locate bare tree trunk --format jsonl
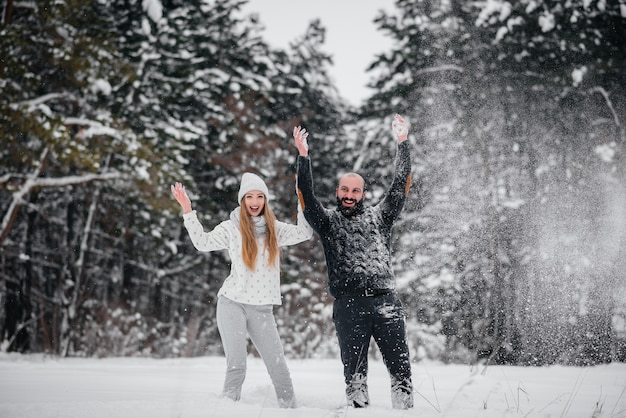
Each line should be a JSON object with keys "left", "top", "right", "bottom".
{"left": 0, "top": 148, "right": 48, "bottom": 247}
{"left": 1, "top": 0, "right": 14, "bottom": 26}
{"left": 60, "top": 157, "right": 110, "bottom": 357}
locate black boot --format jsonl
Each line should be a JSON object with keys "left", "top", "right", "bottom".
{"left": 346, "top": 373, "right": 370, "bottom": 408}
{"left": 390, "top": 378, "right": 414, "bottom": 409}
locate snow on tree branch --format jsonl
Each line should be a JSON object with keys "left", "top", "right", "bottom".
{"left": 414, "top": 65, "right": 464, "bottom": 76}
{"left": 10, "top": 92, "right": 74, "bottom": 110}
{"left": 24, "top": 172, "right": 121, "bottom": 189}
{"left": 0, "top": 169, "right": 121, "bottom": 247}
{"left": 590, "top": 86, "right": 621, "bottom": 130}
{"left": 64, "top": 117, "right": 123, "bottom": 140}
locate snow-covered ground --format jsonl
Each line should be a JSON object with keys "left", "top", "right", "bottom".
{"left": 0, "top": 353, "right": 624, "bottom": 417}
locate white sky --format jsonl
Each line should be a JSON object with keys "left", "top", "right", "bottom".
{"left": 241, "top": 0, "right": 396, "bottom": 105}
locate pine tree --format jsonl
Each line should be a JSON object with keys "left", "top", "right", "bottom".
{"left": 475, "top": 0, "right": 626, "bottom": 365}
{"left": 360, "top": 0, "right": 626, "bottom": 364}
{"left": 0, "top": 0, "right": 187, "bottom": 355}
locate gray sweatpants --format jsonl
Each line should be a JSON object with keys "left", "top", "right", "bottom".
{"left": 216, "top": 296, "right": 296, "bottom": 408}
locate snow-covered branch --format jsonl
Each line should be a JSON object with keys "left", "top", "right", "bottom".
{"left": 0, "top": 169, "right": 121, "bottom": 247}
{"left": 591, "top": 86, "right": 625, "bottom": 144}
{"left": 591, "top": 87, "right": 619, "bottom": 126}
{"left": 11, "top": 92, "right": 74, "bottom": 110}
{"left": 64, "top": 117, "right": 123, "bottom": 139}
{"left": 414, "top": 64, "right": 464, "bottom": 76}
{"left": 26, "top": 172, "right": 120, "bottom": 188}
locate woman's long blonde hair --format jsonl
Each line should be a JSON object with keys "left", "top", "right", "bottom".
{"left": 240, "top": 202, "right": 279, "bottom": 270}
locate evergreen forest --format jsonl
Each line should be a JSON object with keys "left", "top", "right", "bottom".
{"left": 1, "top": 0, "right": 625, "bottom": 366}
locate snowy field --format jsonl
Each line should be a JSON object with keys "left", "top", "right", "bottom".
{"left": 0, "top": 353, "right": 625, "bottom": 418}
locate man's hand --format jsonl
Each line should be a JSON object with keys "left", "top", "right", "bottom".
{"left": 293, "top": 125, "right": 309, "bottom": 157}
{"left": 392, "top": 114, "right": 409, "bottom": 142}
{"left": 170, "top": 182, "right": 192, "bottom": 214}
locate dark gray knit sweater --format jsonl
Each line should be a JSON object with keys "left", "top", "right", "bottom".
{"left": 296, "top": 141, "right": 412, "bottom": 299}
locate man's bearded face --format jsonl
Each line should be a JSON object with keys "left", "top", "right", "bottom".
{"left": 336, "top": 174, "right": 366, "bottom": 217}
{"left": 336, "top": 195, "right": 365, "bottom": 217}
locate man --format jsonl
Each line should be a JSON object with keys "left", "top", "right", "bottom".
{"left": 293, "top": 114, "right": 414, "bottom": 409}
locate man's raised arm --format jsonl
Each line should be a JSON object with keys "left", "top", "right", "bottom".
{"left": 380, "top": 114, "right": 413, "bottom": 220}
{"left": 293, "top": 126, "right": 329, "bottom": 232}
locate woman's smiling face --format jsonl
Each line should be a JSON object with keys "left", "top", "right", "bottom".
{"left": 243, "top": 190, "right": 265, "bottom": 216}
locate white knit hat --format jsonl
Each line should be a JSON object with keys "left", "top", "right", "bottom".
{"left": 238, "top": 172, "right": 270, "bottom": 204}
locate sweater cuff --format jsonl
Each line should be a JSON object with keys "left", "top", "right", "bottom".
{"left": 182, "top": 210, "right": 197, "bottom": 220}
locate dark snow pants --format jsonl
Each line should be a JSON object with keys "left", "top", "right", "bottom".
{"left": 333, "top": 292, "right": 413, "bottom": 407}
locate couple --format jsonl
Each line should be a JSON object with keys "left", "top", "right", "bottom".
{"left": 171, "top": 114, "right": 414, "bottom": 409}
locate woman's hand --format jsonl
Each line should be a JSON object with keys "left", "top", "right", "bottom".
{"left": 293, "top": 125, "right": 309, "bottom": 157}
{"left": 170, "top": 182, "right": 192, "bottom": 214}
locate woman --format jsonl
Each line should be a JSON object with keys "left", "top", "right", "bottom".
{"left": 170, "top": 172, "right": 313, "bottom": 408}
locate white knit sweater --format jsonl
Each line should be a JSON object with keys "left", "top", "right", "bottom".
{"left": 182, "top": 207, "right": 313, "bottom": 305}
